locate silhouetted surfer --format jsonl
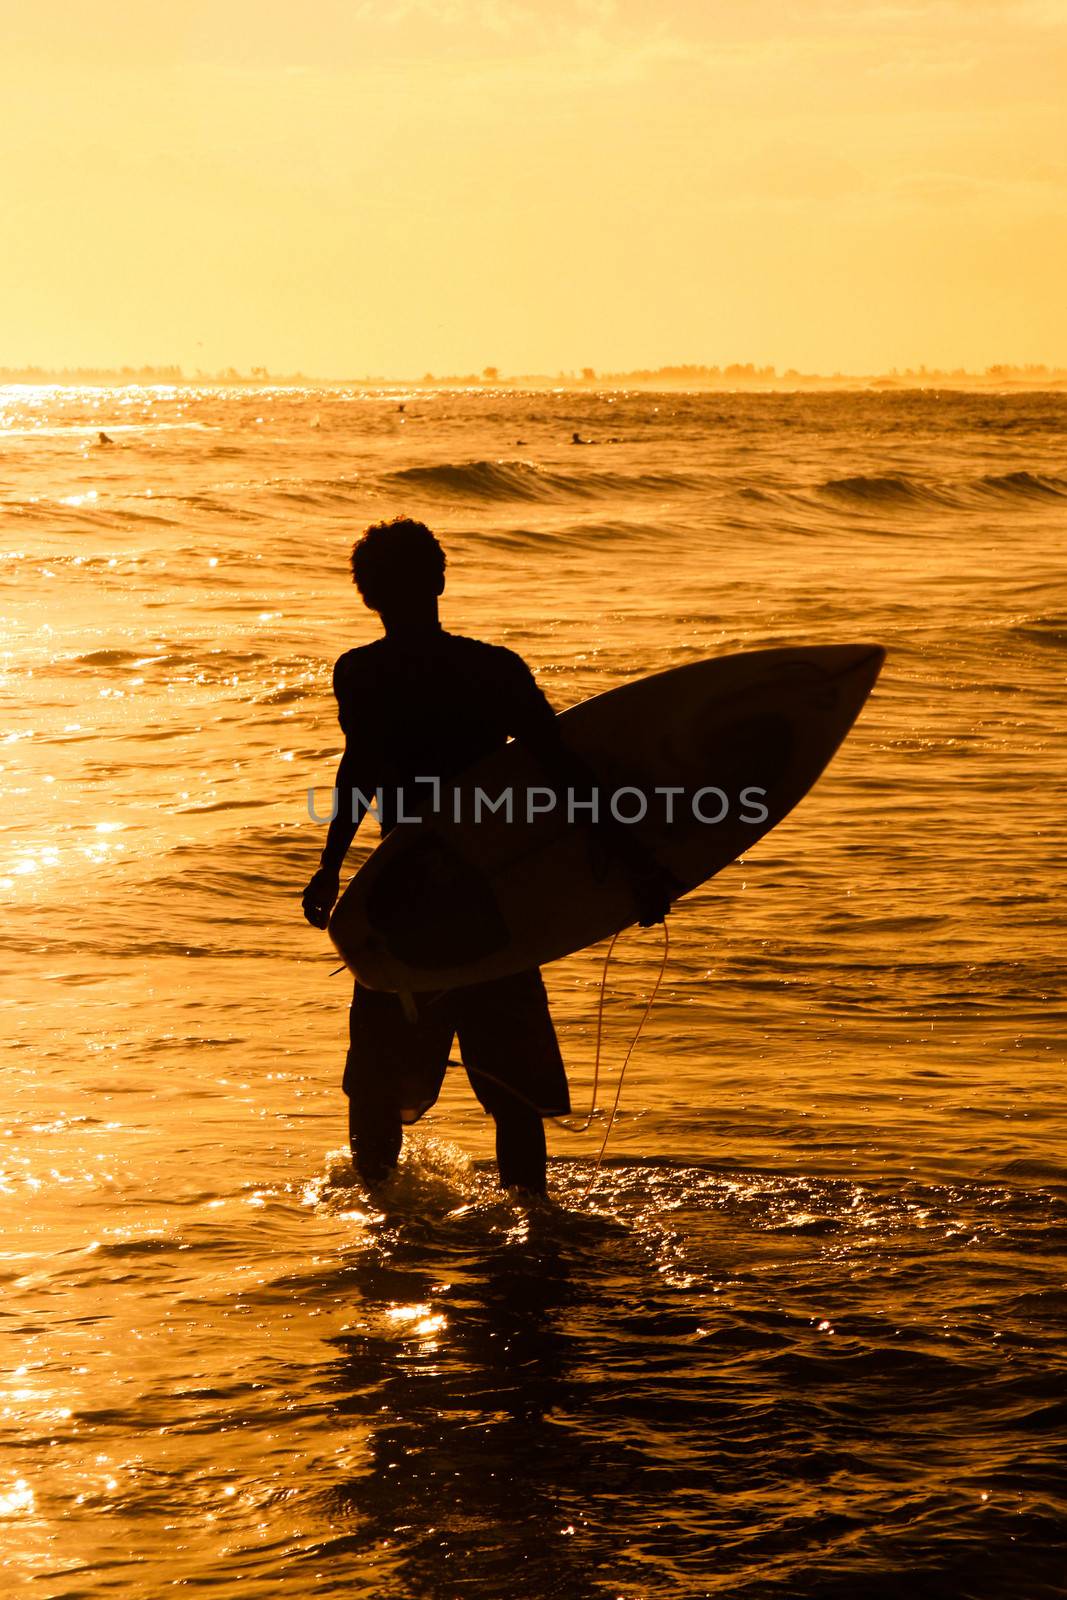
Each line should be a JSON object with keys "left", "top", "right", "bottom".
{"left": 97, "top": 431, "right": 113, "bottom": 446}
{"left": 302, "top": 516, "right": 672, "bottom": 1196}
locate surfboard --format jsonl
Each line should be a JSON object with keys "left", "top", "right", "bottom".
{"left": 329, "top": 643, "right": 884, "bottom": 991}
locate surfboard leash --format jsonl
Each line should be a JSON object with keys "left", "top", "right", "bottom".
{"left": 572, "top": 919, "right": 669, "bottom": 1205}
{"left": 550, "top": 931, "right": 621, "bottom": 1137}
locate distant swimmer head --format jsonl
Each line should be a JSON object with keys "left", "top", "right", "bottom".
{"left": 97, "top": 430, "right": 113, "bottom": 446}
{"left": 350, "top": 515, "right": 446, "bottom": 617}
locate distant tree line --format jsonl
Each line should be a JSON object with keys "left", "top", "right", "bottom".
{"left": 420, "top": 361, "right": 1067, "bottom": 386}
{"left": 2, "top": 360, "right": 1065, "bottom": 387}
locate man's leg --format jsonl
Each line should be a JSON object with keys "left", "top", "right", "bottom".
{"left": 343, "top": 983, "right": 452, "bottom": 1188}
{"left": 347, "top": 1074, "right": 403, "bottom": 1187}
{"left": 491, "top": 1096, "right": 548, "bottom": 1195}
{"left": 455, "top": 969, "right": 569, "bottom": 1196}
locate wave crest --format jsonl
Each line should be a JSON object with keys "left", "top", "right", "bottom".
{"left": 381, "top": 459, "right": 697, "bottom": 503}
{"left": 818, "top": 474, "right": 948, "bottom": 507}
{"left": 817, "top": 468, "right": 1067, "bottom": 511}
{"left": 977, "top": 471, "right": 1067, "bottom": 500}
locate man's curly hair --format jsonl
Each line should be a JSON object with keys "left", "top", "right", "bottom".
{"left": 350, "top": 516, "right": 446, "bottom": 612}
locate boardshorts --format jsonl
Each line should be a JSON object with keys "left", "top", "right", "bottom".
{"left": 343, "top": 968, "right": 570, "bottom": 1125}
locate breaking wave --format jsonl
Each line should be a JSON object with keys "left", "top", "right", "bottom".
{"left": 976, "top": 470, "right": 1067, "bottom": 500}
{"left": 816, "top": 469, "right": 1067, "bottom": 511}
{"left": 380, "top": 459, "right": 700, "bottom": 503}
{"left": 818, "top": 474, "right": 953, "bottom": 507}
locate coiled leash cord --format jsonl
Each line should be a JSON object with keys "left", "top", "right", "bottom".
{"left": 329, "top": 922, "right": 670, "bottom": 1204}
{"left": 562, "top": 919, "right": 670, "bottom": 1204}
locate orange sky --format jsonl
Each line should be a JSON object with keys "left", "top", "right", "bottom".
{"left": 2, "top": 0, "right": 1065, "bottom": 375}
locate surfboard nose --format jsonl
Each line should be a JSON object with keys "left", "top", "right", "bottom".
{"left": 824, "top": 642, "right": 886, "bottom": 691}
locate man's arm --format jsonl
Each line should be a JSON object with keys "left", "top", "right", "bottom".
{"left": 304, "top": 648, "right": 373, "bottom": 930}
{"left": 302, "top": 748, "right": 373, "bottom": 929}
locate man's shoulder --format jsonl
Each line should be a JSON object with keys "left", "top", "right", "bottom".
{"left": 443, "top": 633, "right": 553, "bottom": 719}
{"left": 332, "top": 640, "right": 385, "bottom": 696}
{"left": 443, "top": 632, "right": 531, "bottom": 679}
{"left": 331, "top": 632, "right": 539, "bottom": 700}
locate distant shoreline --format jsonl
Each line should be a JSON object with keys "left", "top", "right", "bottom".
{"left": 2, "top": 364, "right": 1066, "bottom": 393}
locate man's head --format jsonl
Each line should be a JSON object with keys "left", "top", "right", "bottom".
{"left": 350, "top": 516, "right": 446, "bottom": 616}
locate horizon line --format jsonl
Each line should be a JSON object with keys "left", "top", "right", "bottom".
{"left": 2, "top": 359, "right": 1067, "bottom": 390}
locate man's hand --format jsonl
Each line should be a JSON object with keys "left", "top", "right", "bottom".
{"left": 626, "top": 858, "right": 681, "bottom": 928}
{"left": 302, "top": 866, "right": 340, "bottom": 930}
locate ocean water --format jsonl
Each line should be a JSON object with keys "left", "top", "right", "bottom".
{"left": 1, "top": 385, "right": 1064, "bottom": 1599}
